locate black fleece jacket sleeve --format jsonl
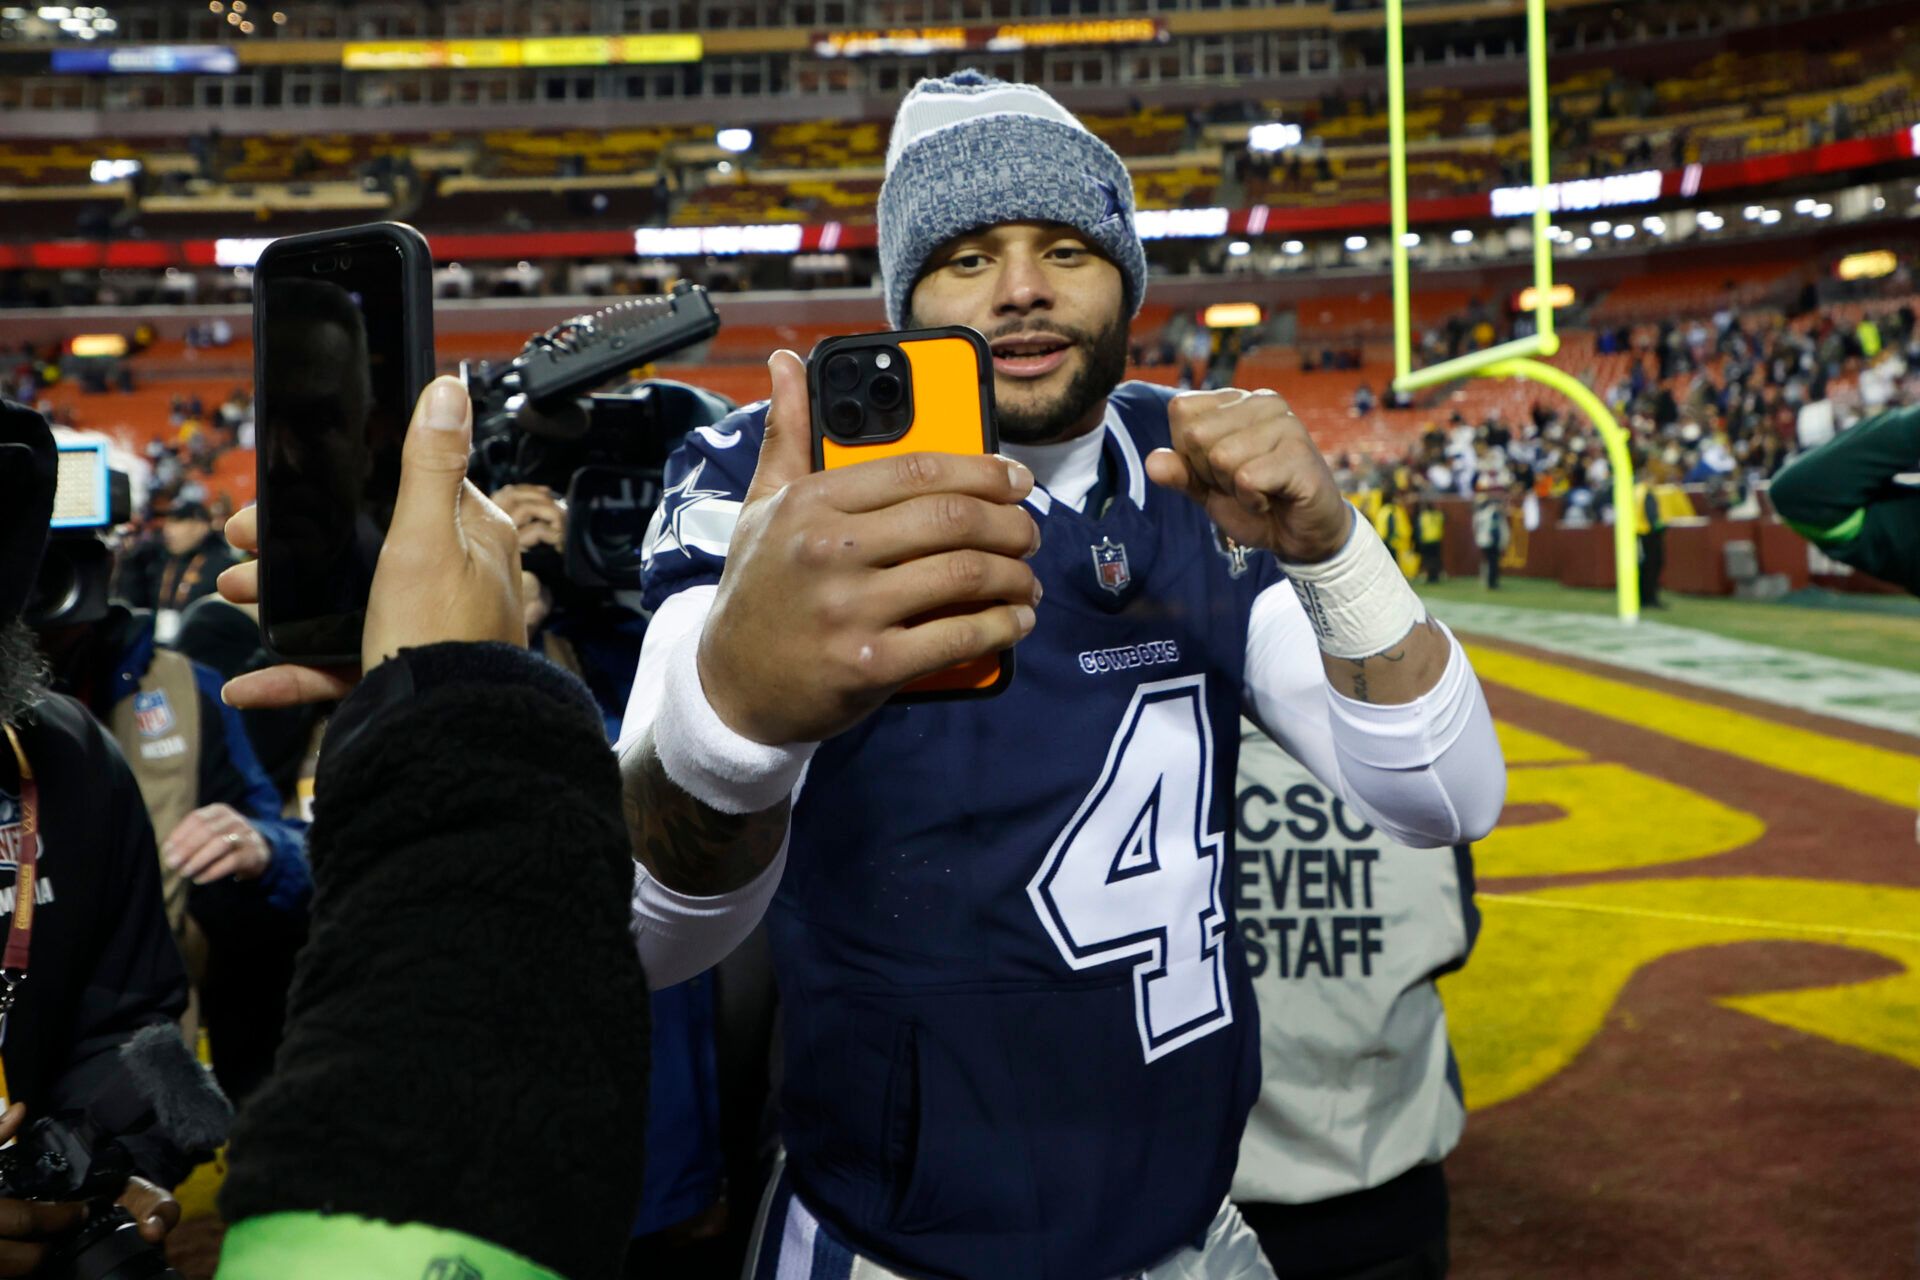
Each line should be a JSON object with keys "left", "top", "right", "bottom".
{"left": 217, "top": 643, "right": 651, "bottom": 1280}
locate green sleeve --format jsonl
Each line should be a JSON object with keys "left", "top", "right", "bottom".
{"left": 1770, "top": 404, "right": 1920, "bottom": 593}
{"left": 217, "top": 1213, "right": 565, "bottom": 1280}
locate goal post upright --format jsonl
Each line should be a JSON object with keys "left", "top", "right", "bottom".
{"left": 1384, "top": 0, "right": 1640, "bottom": 622}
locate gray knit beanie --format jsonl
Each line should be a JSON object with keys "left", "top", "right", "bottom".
{"left": 878, "top": 70, "right": 1148, "bottom": 329}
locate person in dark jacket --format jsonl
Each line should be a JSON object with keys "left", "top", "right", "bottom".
{"left": 33, "top": 601, "right": 310, "bottom": 1105}
{"left": 152, "top": 501, "right": 238, "bottom": 641}
{"left": 0, "top": 400, "right": 196, "bottom": 1270}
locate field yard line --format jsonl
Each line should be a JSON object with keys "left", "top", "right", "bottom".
{"left": 1463, "top": 643, "right": 1920, "bottom": 809}
{"left": 1479, "top": 892, "right": 1920, "bottom": 946}
{"left": 1431, "top": 599, "right": 1920, "bottom": 738}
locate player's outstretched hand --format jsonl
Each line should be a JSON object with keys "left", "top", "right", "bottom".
{"left": 1145, "top": 388, "right": 1352, "bottom": 564}
{"left": 218, "top": 377, "right": 526, "bottom": 709}
{"left": 697, "top": 349, "right": 1042, "bottom": 746}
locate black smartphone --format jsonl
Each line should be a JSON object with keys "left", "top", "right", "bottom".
{"left": 254, "top": 222, "right": 434, "bottom": 665}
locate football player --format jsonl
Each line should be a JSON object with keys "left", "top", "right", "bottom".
{"left": 621, "top": 72, "right": 1508, "bottom": 1280}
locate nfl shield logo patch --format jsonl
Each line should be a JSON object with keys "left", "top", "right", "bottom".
{"left": 133, "top": 690, "right": 175, "bottom": 738}
{"left": 1091, "top": 537, "right": 1131, "bottom": 595}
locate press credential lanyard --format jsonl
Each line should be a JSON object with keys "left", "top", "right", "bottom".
{"left": 0, "top": 723, "right": 40, "bottom": 1105}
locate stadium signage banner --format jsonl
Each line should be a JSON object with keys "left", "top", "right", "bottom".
{"left": 341, "top": 35, "right": 701, "bottom": 70}
{"left": 633, "top": 225, "right": 806, "bottom": 256}
{"left": 812, "top": 17, "right": 1164, "bottom": 58}
{"left": 51, "top": 45, "right": 237, "bottom": 74}
{"left": 1489, "top": 169, "right": 1662, "bottom": 218}
{"left": 1135, "top": 207, "right": 1231, "bottom": 239}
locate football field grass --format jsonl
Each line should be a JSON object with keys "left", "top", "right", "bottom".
{"left": 1415, "top": 576, "right": 1920, "bottom": 675}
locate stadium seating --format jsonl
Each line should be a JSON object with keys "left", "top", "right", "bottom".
{"left": 6, "top": 26, "right": 1912, "bottom": 242}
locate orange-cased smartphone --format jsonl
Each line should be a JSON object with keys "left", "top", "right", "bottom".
{"left": 808, "top": 325, "right": 1013, "bottom": 702}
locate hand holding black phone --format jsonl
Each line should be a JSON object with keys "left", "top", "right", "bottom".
{"left": 253, "top": 222, "right": 435, "bottom": 665}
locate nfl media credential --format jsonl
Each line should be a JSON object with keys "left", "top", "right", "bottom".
{"left": 0, "top": 791, "right": 55, "bottom": 917}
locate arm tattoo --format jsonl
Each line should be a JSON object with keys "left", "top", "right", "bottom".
{"left": 618, "top": 729, "right": 791, "bottom": 897}
{"left": 1329, "top": 615, "right": 1446, "bottom": 704}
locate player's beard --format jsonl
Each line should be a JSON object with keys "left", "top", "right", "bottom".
{"left": 0, "top": 618, "right": 48, "bottom": 729}
{"left": 911, "top": 309, "right": 1131, "bottom": 446}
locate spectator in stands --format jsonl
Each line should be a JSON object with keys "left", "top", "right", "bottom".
{"left": 1353, "top": 380, "right": 1376, "bottom": 416}
{"left": 152, "top": 499, "right": 238, "bottom": 641}
{"left": 1415, "top": 497, "right": 1447, "bottom": 584}
{"left": 1633, "top": 449, "right": 1668, "bottom": 609}
{"left": 1472, "top": 479, "right": 1510, "bottom": 589}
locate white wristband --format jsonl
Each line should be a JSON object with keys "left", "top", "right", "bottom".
{"left": 1280, "top": 508, "right": 1428, "bottom": 660}
{"left": 651, "top": 630, "right": 817, "bottom": 815}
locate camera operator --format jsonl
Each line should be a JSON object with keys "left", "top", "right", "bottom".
{"left": 29, "top": 534, "right": 310, "bottom": 1105}
{"left": 491, "top": 482, "right": 648, "bottom": 738}
{"left": 0, "top": 399, "right": 207, "bottom": 1273}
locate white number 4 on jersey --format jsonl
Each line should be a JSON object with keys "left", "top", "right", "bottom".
{"left": 1027, "top": 676, "right": 1233, "bottom": 1063}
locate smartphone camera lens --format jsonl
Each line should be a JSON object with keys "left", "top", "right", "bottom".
{"left": 869, "top": 374, "right": 902, "bottom": 410}
{"left": 311, "top": 258, "right": 332, "bottom": 273}
{"left": 338, "top": 254, "right": 352, "bottom": 269}
{"left": 825, "top": 354, "right": 861, "bottom": 392}
{"left": 830, "top": 398, "right": 866, "bottom": 437}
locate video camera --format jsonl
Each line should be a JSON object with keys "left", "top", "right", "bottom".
{"left": 25, "top": 441, "right": 131, "bottom": 631}
{"left": 0, "top": 1111, "right": 177, "bottom": 1280}
{"left": 462, "top": 282, "right": 732, "bottom": 594}
{"left": 0, "top": 1025, "right": 232, "bottom": 1280}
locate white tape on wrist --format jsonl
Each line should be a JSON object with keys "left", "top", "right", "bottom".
{"left": 651, "top": 631, "right": 816, "bottom": 815}
{"left": 1280, "top": 508, "right": 1428, "bottom": 660}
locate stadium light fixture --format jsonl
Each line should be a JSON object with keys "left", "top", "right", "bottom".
{"left": 1873, "top": 195, "right": 1886, "bottom": 211}
{"left": 1574, "top": 236, "right": 1592, "bottom": 251}
{"left": 1227, "top": 240, "right": 1251, "bottom": 256}
{"left": 716, "top": 128, "right": 753, "bottom": 153}
{"left": 1451, "top": 229, "right": 1473, "bottom": 244}
{"left": 1401, "top": 232, "right": 1420, "bottom": 248}
{"left": 1697, "top": 211, "right": 1723, "bottom": 230}
{"left": 1248, "top": 123, "right": 1304, "bottom": 153}
{"left": 1744, "top": 206, "right": 1764, "bottom": 220}
{"left": 715, "top": 160, "right": 732, "bottom": 174}
{"left": 1345, "top": 235, "right": 1367, "bottom": 251}
{"left": 1794, "top": 198, "right": 1816, "bottom": 214}
{"left": 1641, "top": 215, "right": 1664, "bottom": 232}
{"left": 1282, "top": 240, "right": 1305, "bottom": 255}
{"left": 1613, "top": 224, "right": 1633, "bottom": 239}
{"left": 1590, "top": 220, "right": 1611, "bottom": 235}
{"left": 1812, "top": 203, "right": 1833, "bottom": 219}
{"left": 1760, "top": 208, "right": 1782, "bottom": 224}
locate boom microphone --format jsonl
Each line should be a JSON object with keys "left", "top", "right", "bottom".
{"left": 86, "top": 1024, "right": 233, "bottom": 1159}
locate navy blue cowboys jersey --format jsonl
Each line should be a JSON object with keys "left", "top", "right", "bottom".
{"left": 641, "top": 382, "right": 1286, "bottom": 1280}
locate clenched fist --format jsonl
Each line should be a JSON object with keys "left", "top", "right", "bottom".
{"left": 1145, "top": 388, "right": 1353, "bottom": 564}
